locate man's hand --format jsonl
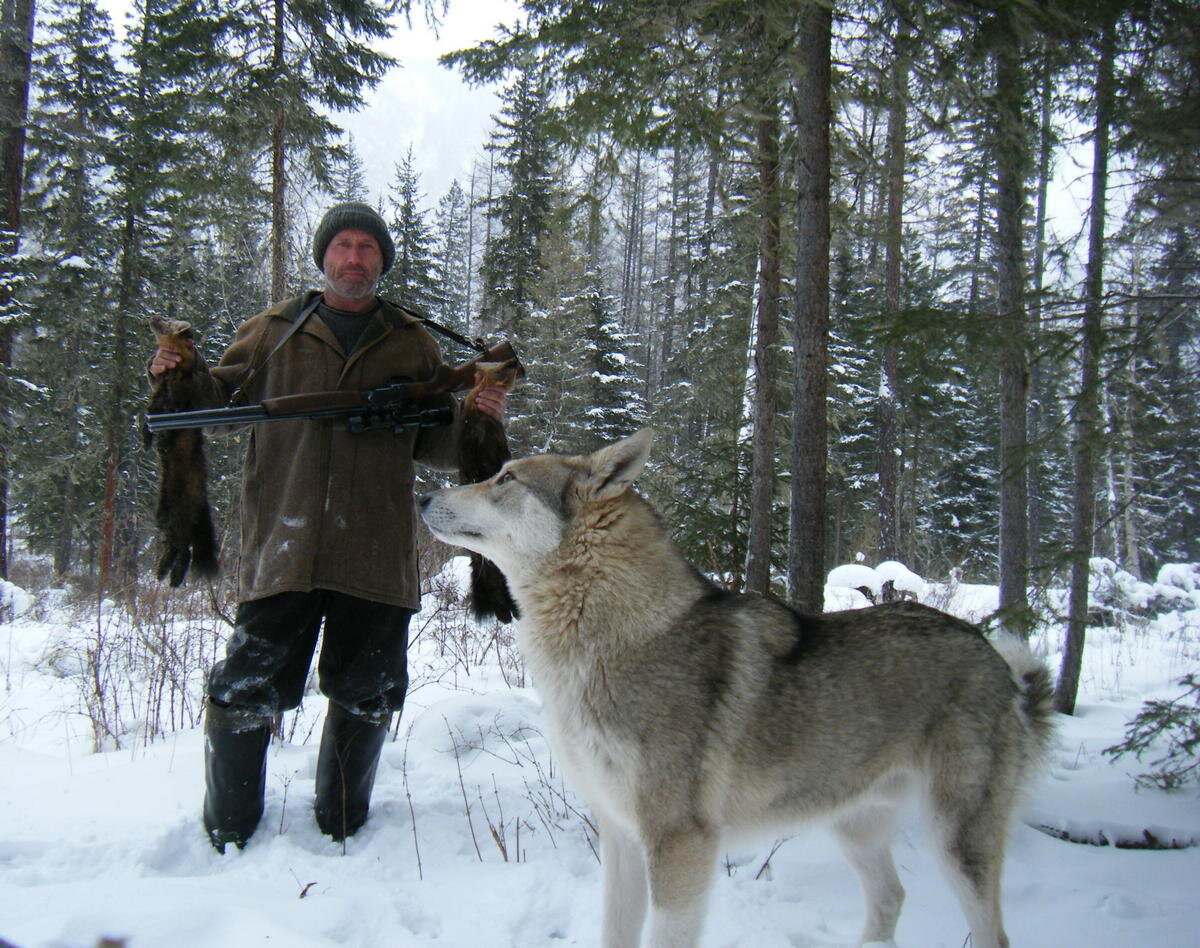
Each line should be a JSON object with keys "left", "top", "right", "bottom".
{"left": 150, "top": 345, "right": 187, "bottom": 376}
{"left": 472, "top": 384, "right": 507, "bottom": 421}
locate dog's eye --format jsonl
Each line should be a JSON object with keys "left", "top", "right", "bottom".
{"left": 496, "top": 470, "right": 514, "bottom": 485}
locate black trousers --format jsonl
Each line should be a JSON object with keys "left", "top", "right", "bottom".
{"left": 206, "top": 590, "right": 413, "bottom": 718}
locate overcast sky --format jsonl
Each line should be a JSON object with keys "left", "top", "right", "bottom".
{"left": 90, "top": 0, "right": 519, "bottom": 215}
{"left": 336, "top": 1, "right": 521, "bottom": 210}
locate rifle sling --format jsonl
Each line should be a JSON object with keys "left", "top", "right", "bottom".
{"left": 227, "top": 294, "right": 324, "bottom": 407}
{"left": 380, "top": 297, "right": 487, "bottom": 354}
{"left": 227, "top": 295, "right": 492, "bottom": 408}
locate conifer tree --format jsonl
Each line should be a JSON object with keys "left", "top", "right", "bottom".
{"left": 478, "top": 58, "right": 555, "bottom": 338}
{"left": 331, "top": 134, "right": 370, "bottom": 203}
{"left": 380, "top": 145, "right": 442, "bottom": 311}
{"left": 223, "top": 0, "right": 394, "bottom": 298}
{"left": 566, "top": 273, "right": 646, "bottom": 454}
{"left": 432, "top": 178, "right": 470, "bottom": 332}
{"left": 0, "top": 0, "right": 36, "bottom": 579}
{"left": 14, "top": 0, "right": 119, "bottom": 574}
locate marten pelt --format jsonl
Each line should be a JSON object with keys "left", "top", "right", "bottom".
{"left": 145, "top": 316, "right": 219, "bottom": 586}
{"left": 460, "top": 358, "right": 525, "bottom": 623}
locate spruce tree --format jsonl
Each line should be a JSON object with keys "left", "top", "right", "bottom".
{"left": 478, "top": 58, "right": 555, "bottom": 338}
{"left": 379, "top": 145, "right": 442, "bottom": 311}
{"left": 331, "top": 133, "right": 370, "bottom": 203}
{"left": 566, "top": 273, "right": 646, "bottom": 454}
{"left": 431, "top": 178, "right": 470, "bottom": 332}
{"left": 222, "top": 0, "right": 394, "bottom": 298}
{"left": 13, "top": 0, "right": 120, "bottom": 574}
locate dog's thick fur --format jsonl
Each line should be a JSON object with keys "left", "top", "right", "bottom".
{"left": 420, "top": 430, "right": 1054, "bottom": 948}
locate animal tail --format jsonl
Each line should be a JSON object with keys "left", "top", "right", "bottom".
{"left": 190, "top": 503, "right": 220, "bottom": 580}
{"left": 992, "top": 634, "right": 1057, "bottom": 769}
{"left": 469, "top": 553, "right": 520, "bottom": 623}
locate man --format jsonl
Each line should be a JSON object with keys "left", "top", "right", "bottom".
{"left": 150, "top": 201, "right": 507, "bottom": 851}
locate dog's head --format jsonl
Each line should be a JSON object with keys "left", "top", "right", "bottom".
{"left": 419, "top": 429, "right": 654, "bottom": 580}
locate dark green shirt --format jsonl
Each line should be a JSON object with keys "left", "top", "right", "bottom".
{"left": 317, "top": 300, "right": 379, "bottom": 356}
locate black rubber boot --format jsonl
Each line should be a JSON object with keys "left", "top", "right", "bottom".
{"left": 313, "top": 701, "right": 392, "bottom": 841}
{"left": 202, "top": 700, "right": 272, "bottom": 853}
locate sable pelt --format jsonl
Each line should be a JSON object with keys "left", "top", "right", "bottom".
{"left": 460, "top": 358, "right": 524, "bottom": 623}
{"left": 146, "top": 316, "right": 219, "bottom": 586}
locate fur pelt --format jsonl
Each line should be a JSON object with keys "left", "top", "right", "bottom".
{"left": 459, "top": 358, "right": 524, "bottom": 623}
{"left": 145, "top": 316, "right": 219, "bottom": 586}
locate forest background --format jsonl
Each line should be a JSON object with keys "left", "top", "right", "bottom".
{"left": 0, "top": 0, "right": 1197, "bottom": 719}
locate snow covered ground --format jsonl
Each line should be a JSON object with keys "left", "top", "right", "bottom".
{"left": 1, "top": 560, "right": 1198, "bottom": 948}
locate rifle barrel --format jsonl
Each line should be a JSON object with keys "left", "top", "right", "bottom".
{"left": 146, "top": 404, "right": 272, "bottom": 432}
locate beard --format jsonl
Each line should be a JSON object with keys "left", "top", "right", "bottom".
{"left": 325, "top": 264, "right": 379, "bottom": 302}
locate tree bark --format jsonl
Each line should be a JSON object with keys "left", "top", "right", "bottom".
{"left": 993, "top": 15, "right": 1033, "bottom": 638}
{"left": 1056, "top": 17, "right": 1115, "bottom": 715}
{"left": 743, "top": 94, "right": 783, "bottom": 596}
{"left": 786, "top": 0, "right": 832, "bottom": 614}
{"left": 1028, "top": 49, "right": 1054, "bottom": 582}
{"left": 0, "top": 0, "right": 36, "bottom": 580}
{"left": 877, "top": 13, "right": 911, "bottom": 566}
{"left": 269, "top": 0, "right": 287, "bottom": 301}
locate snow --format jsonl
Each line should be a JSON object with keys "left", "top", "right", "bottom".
{"left": 2, "top": 558, "right": 1199, "bottom": 947}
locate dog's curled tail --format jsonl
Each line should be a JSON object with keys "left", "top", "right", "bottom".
{"left": 993, "top": 634, "right": 1057, "bottom": 769}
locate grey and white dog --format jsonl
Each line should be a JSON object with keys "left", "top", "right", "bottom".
{"left": 420, "top": 430, "right": 1054, "bottom": 948}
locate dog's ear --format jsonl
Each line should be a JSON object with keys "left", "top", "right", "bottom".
{"left": 585, "top": 429, "right": 653, "bottom": 501}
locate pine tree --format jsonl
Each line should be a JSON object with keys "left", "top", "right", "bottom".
{"left": 331, "top": 133, "right": 370, "bottom": 203}
{"left": 478, "top": 58, "right": 555, "bottom": 337}
{"left": 565, "top": 273, "right": 646, "bottom": 454}
{"left": 379, "top": 145, "right": 442, "bottom": 311}
{"left": 12, "top": 0, "right": 120, "bottom": 574}
{"left": 431, "top": 178, "right": 470, "bottom": 332}
{"left": 222, "top": 0, "right": 394, "bottom": 298}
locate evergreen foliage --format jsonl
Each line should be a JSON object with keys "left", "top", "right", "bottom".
{"left": 1105, "top": 673, "right": 1200, "bottom": 791}
{"left": 2, "top": 0, "right": 1196, "bottom": 652}
{"left": 379, "top": 145, "right": 443, "bottom": 312}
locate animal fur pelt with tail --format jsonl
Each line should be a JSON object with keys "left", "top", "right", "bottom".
{"left": 459, "top": 357, "right": 525, "bottom": 622}
{"left": 145, "top": 316, "right": 219, "bottom": 586}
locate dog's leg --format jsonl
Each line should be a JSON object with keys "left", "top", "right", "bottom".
{"left": 600, "top": 819, "right": 649, "bottom": 948}
{"left": 926, "top": 747, "right": 1016, "bottom": 948}
{"left": 832, "top": 804, "right": 905, "bottom": 946}
{"left": 644, "top": 825, "right": 717, "bottom": 948}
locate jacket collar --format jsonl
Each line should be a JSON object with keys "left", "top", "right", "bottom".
{"left": 265, "top": 291, "right": 424, "bottom": 330}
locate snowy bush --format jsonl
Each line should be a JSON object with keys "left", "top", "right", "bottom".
{"left": 1086, "top": 557, "right": 1156, "bottom": 621}
{"left": 1149, "top": 564, "right": 1200, "bottom": 615}
{"left": 824, "top": 560, "right": 926, "bottom": 605}
{"left": 0, "top": 580, "right": 34, "bottom": 621}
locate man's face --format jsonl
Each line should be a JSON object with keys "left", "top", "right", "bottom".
{"left": 323, "top": 228, "right": 383, "bottom": 302}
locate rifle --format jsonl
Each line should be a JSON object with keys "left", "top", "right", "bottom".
{"left": 145, "top": 340, "right": 519, "bottom": 435}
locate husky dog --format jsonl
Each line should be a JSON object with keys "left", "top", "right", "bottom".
{"left": 419, "top": 430, "right": 1054, "bottom": 948}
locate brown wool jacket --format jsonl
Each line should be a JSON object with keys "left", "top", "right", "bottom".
{"left": 193, "top": 291, "right": 463, "bottom": 609}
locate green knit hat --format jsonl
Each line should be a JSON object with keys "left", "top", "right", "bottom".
{"left": 312, "top": 201, "right": 395, "bottom": 273}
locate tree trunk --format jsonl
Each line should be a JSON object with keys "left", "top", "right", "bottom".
{"left": 993, "top": 16, "right": 1033, "bottom": 638}
{"left": 743, "top": 95, "right": 783, "bottom": 596}
{"left": 1028, "top": 50, "right": 1054, "bottom": 582}
{"left": 877, "top": 13, "right": 911, "bottom": 566}
{"left": 102, "top": 198, "right": 141, "bottom": 591}
{"left": 1056, "top": 18, "right": 1115, "bottom": 715}
{"left": 786, "top": 0, "right": 832, "bottom": 614}
{"left": 269, "top": 0, "right": 287, "bottom": 300}
{"left": 0, "top": 0, "right": 35, "bottom": 580}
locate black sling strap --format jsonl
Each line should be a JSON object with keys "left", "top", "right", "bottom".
{"left": 381, "top": 297, "right": 487, "bottom": 354}
{"left": 227, "top": 295, "right": 485, "bottom": 407}
{"left": 227, "top": 293, "right": 324, "bottom": 406}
